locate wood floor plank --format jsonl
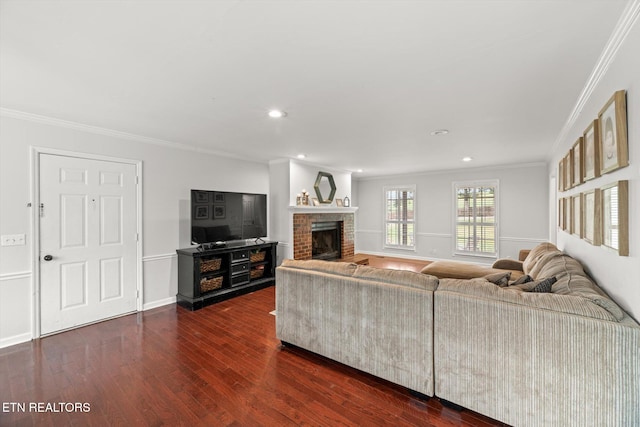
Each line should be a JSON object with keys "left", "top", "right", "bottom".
{"left": 0, "top": 265, "right": 505, "bottom": 426}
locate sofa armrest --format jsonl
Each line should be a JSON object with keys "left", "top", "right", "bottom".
{"left": 276, "top": 266, "right": 435, "bottom": 396}
{"left": 434, "top": 290, "right": 640, "bottom": 426}
{"left": 518, "top": 249, "right": 531, "bottom": 261}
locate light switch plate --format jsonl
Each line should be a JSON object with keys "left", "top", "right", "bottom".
{"left": 1, "top": 234, "right": 26, "bottom": 246}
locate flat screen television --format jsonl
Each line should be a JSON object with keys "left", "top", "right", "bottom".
{"left": 191, "top": 190, "right": 267, "bottom": 245}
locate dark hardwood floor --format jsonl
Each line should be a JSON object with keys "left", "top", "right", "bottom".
{"left": 1, "top": 262, "right": 504, "bottom": 426}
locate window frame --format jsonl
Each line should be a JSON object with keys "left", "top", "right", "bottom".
{"left": 383, "top": 185, "right": 416, "bottom": 251}
{"left": 452, "top": 180, "right": 499, "bottom": 258}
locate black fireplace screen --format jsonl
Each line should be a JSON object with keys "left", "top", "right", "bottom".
{"left": 311, "top": 221, "right": 342, "bottom": 260}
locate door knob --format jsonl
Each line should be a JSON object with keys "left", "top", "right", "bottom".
{"left": 43, "top": 255, "right": 53, "bottom": 261}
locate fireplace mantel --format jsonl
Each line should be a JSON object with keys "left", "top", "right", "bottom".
{"left": 288, "top": 206, "right": 358, "bottom": 214}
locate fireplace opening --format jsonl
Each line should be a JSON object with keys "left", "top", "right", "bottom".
{"left": 312, "top": 221, "right": 342, "bottom": 261}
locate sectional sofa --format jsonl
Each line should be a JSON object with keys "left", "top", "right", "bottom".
{"left": 275, "top": 243, "right": 640, "bottom": 427}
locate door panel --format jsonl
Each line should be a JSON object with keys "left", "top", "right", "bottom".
{"left": 40, "top": 154, "right": 138, "bottom": 335}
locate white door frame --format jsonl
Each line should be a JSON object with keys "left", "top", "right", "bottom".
{"left": 30, "top": 146, "right": 143, "bottom": 338}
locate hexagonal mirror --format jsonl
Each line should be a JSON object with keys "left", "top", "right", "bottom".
{"left": 313, "top": 171, "right": 336, "bottom": 204}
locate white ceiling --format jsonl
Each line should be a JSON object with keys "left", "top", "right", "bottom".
{"left": 0, "top": 0, "right": 630, "bottom": 177}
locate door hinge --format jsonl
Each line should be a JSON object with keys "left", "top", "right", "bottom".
{"left": 40, "top": 203, "right": 44, "bottom": 217}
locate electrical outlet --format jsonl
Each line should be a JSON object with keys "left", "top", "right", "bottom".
{"left": 1, "top": 234, "right": 26, "bottom": 246}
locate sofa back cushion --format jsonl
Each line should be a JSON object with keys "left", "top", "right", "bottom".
{"left": 514, "top": 250, "right": 624, "bottom": 321}
{"left": 353, "top": 265, "right": 439, "bottom": 291}
{"left": 438, "top": 278, "right": 621, "bottom": 322}
{"left": 280, "top": 259, "right": 358, "bottom": 277}
{"left": 522, "top": 242, "right": 559, "bottom": 274}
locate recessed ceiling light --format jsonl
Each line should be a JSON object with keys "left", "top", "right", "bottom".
{"left": 268, "top": 109, "right": 287, "bottom": 118}
{"left": 356, "top": 169, "right": 363, "bottom": 173}
{"left": 431, "top": 129, "right": 449, "bottom": 136}
{"left": 462, "top": 156, "right": 473, "bottom": 162}
{"left": 297, "top": 154, "right": 306, "bottom": 159}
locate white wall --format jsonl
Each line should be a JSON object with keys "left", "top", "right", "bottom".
{"left": 355, "top": 163, "right": 549, "bottom": 262}
{"left": 0, "top": 113, "right": 270, "bottom": 347}
{"left": 269, "top": 159, "right": 353, "bottom": 260}
{"left": 551, "top": 18, "right": 640, "bottom": 321}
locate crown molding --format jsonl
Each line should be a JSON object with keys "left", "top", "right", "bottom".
{"left": 354, "top": 161, "right": 548, "bottom": 181}
{"left": 551, "top": 0, "right": 640, "bottom": 156}
{"left": 0, "top": 107, "right": 263, "bottom": 164}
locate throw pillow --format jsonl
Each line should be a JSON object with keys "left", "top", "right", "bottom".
{"left": 492, "top": 258, "right": 524, "bottom": 271}
{"left": 529, "top": 276, "right": 557, "bottom": 293}
{"left": 508, "top": 276, "right": 556, "bottom": 292}
{"left": 483, "top": 271, "right": 511, "bottom": 287}
{"left": 510, "top": 274, "right": 533, "bottom": 286}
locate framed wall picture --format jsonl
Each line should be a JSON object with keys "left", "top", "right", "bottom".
{"left": 564, "top": 153, "right": 572, "bottom": 190}
{"left": 598, "top": 90, "right": 628, "bottom": 175}
{"left": 213, "top": 205, "right": 226, "bottom": 219}
{"left": 558, "top": 159, "right": 564, "bottom": 192}
{"left": 335, "top": 198, "right": 344, "bottom": 207}
{"left": 583, "top": 119, "right": 600, "bottom": 181}
{"left": 558, "top": 198, "right": 566, "bottom": 230}
{"left": 214, "top": 192, "right": 225, "bottom": 203}
{"left": 566, "top": 197, "right": 573, "bottom": 232}
{"left": 571, "top": 137, "right": 583, "bottom": 187}
{"left": 194, "top": 205, "right": 209, "bottom": 219}
{"left": 582, "top": 189, "right": 601, "bottom": 246}
{"left": 571, "top": 193, "right": 582, "bottom": 237}
{"left": 194, "top": 191, "right": 209, "bottom": 203}
{"left": 601, "top": 180, "right": 629, "bottom": 256}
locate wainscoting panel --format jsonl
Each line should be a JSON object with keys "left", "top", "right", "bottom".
{"left": 356, "top": 230, "right": 546, "bottom": 263}
{"left": 276, "top": 242, "right": 290, "bottom": 264}
{"left": 142, "top": 253, "right": 177, "bottom": 310}
{"left": 0, "top": 271, "right": 33, "bottom": 348}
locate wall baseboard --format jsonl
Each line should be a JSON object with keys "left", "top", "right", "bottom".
{"left": 143, "top": 296, "right": 176, "bottom": 311}
{"left": 0, "top": 333, "right": 32, "bottom": 350}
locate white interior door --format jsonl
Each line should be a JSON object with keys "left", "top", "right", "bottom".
{"left": 39, "top": 153, "right": 138, "bottom": 335}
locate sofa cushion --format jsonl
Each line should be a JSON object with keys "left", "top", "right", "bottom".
{"left": 353, "top": 265, "right": 439, "bottom": 291}
{"left": 280, "top": 259, "right": 358, "bottom": 277}
{"left": 522, "top": 242, "right": 559, "bottom": 274}
{"left": 437, "top": 278, "right": 620, "bottom": 322}
{"left": 420, "top": 260, "right": 523, "bottom": 281}
{"left": 483, "top": 271, "right": 511, "bottom": 287}
{"left": 492, "top": 258, "right": 524, "bottom": 271}
{"left": 524, "top": 252, "right": 625, "bottom": 321}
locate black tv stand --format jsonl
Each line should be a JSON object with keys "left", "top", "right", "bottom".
{"left": 176, "top": 240, "right": 277, "bottom": 310}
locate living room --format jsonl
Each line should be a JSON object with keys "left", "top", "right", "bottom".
{"left": 1, "top": 1, "right": 639, "bottom": 424}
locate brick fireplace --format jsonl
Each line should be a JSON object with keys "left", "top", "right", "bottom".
{"left": 293, "top": 213, "right": 355, "bottom": 260}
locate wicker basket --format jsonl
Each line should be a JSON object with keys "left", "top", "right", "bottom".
{"left": 250, "top": 251, "right": 266, "bottom": 263}
{"left": 250, "top": 268, "right": 265, "bottom": 279}
{"left": 200, "top": 258, "right": 222, "bottom": 273}
{"left": 200, "top": 276, "right": 223, "bottom": 293}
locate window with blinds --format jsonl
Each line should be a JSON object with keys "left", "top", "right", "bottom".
{"left": 384, "top": 186, "right": 415, "bottom": 250}
{"left": 454, "top": 181, "right": 498, "bottom": 257}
